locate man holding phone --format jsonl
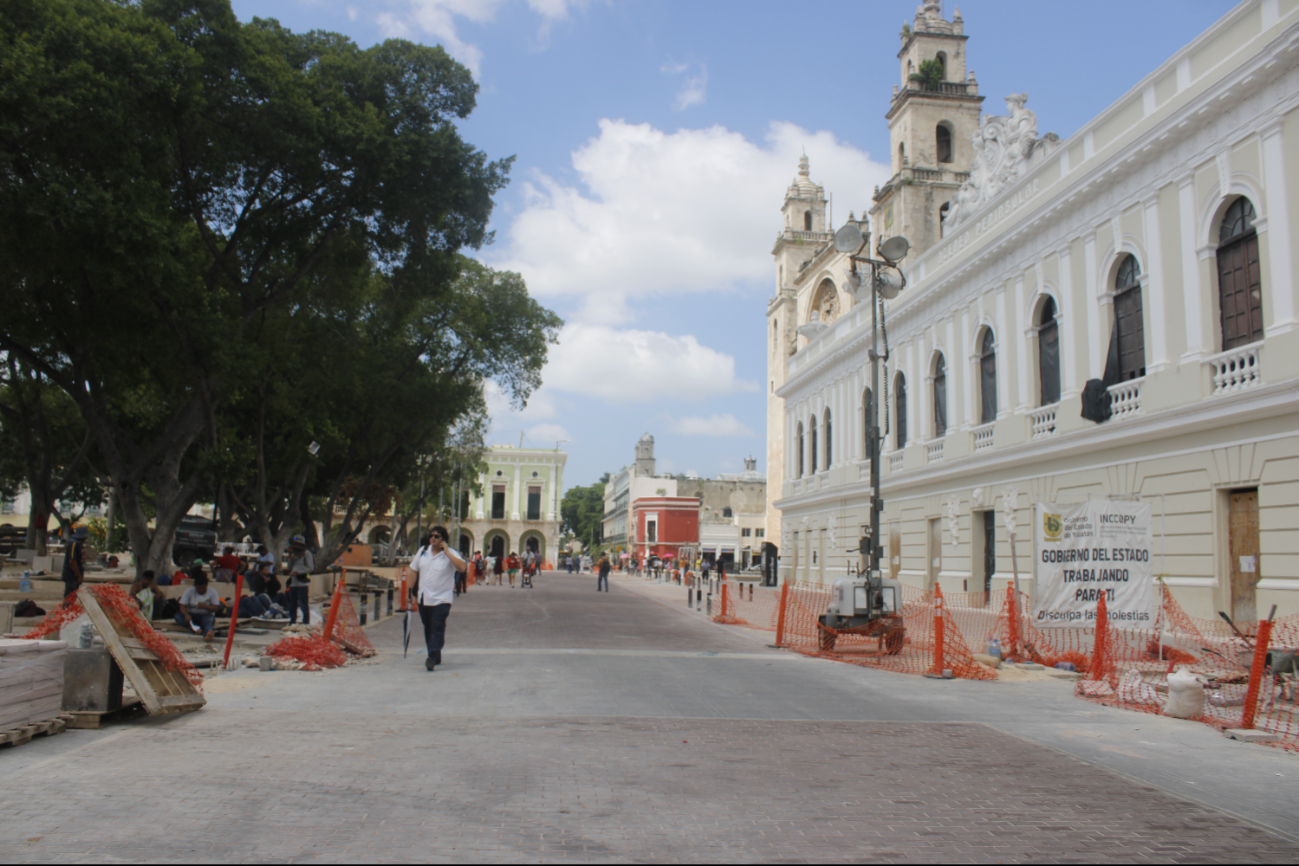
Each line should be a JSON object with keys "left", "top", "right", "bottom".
{"left": 409, "top": 525, "right": 467, "bottom": 671}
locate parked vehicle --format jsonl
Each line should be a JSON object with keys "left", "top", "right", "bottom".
{"left": 172, "top": 516, "right": 217, "bottom": 567}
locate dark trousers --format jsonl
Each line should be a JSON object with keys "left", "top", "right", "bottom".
{"left": 597, "top": 571, "right": 609, "bottom": 591}
{"left": 288, "top": 585, "right": 310, "bottom": 625}
{"left": 454, "top": 572, "right": 466, "bottom": 594}
{"left": 419, "top": 602, "right": 451, "bottom": 660}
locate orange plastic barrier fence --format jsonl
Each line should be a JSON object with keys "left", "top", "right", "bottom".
{"left": 266, "top": 584, "right": 376, "bottom": 670}
{"left": 21, "top": 584, "right": 204, "bottom": 690}
{"left": 711, "top": 578, "right": 1299, "bottom": 745}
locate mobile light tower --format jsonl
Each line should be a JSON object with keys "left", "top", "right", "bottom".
{"left": 815, "top": 222, "right": 912, "bottom": 651}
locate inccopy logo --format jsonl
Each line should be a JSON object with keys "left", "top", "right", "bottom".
{"left": 1043, "top": 513, "right": 1062, "bottom": 541}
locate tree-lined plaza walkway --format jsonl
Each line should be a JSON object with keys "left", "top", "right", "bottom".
{"left": 4, "top": 571, "right": 1299, "bottom": 863}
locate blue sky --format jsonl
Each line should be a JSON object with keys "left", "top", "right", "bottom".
{"left": 232, "top": 0, "right": 1232, "bottom": 490}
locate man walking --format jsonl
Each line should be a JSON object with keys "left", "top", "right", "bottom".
{"left": 597, "top": 554, "right": 611, "bottom": 592}
{"left": 409, "top": 525, "right": 466, "bottom": 671}
{"left": 61, "top": 525, "right": 89, "bottom": 603}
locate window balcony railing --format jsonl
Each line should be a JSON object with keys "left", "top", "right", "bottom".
{"left": 1029, "top": 405, "right": 1058, "bottom": 440}
{"left": 777, "top": 229, "right": 833, "bottom": 245}
{"left": 889, "top": 452, "right": 906, "bottom": 473}
{"left": 1107, "top": 377, "right": 1143, "bottom": 420}
{"left": 926, "top": 440, "right": 945, "bottom": 464}
{"left": 1205, "top": 341, "right": 1262, "bottom": 396}
{"left": 973, "top": 423, "right": 995, "bottom": 453}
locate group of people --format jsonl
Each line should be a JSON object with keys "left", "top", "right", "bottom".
{"left": 116, "top": 536, "right": 318, "bottom": 641}
{"left": 466, "top": 549, "right": 539, "bottom": 589}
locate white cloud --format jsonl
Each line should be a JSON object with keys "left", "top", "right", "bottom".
{"left": 668, "top": 413, "right": 755, "bottom": 438}
{"left": 523, "top": 423, "right": 571, "bottom": 445}
{"left": 663, "top": 61, "right": 707, "bottom": 111}
{"left": 376, "top": 0, "right": 581, "bottom": 75}
{"left": 493, "top": 119, "right": 889, "bottom": 324}
{"left": 346, "top": 5, "right": 358, "bottom": 22}
{"left": 542, "top": 324, "right": 756, "bottom": 404}
{"left": 484, "top": 379, "right": 557, "bottom": 419}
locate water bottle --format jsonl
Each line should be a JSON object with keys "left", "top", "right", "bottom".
{"left": 19, "top": 570, "right": 31, "bottom": 593}
{"left": 986, "top": 637, "right": 1002, "bottom": 660}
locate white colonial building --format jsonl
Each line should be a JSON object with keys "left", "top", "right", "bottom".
{"left": 769, "top": 0, "right": 1299, "bottom": 621}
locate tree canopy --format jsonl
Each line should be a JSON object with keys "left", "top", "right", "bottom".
{"left": 0, "top": 0, "right": 560, "bottom": 573}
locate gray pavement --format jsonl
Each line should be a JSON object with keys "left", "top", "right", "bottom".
{"left": 3, "top": 570, "right": 1298, "bottom": 863}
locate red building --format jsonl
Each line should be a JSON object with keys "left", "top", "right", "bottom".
{"left": 631, "top": 496, "right": 699, "bottom": 564}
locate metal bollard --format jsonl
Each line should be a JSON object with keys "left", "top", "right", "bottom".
{"left": 386, "top": 586, "right": 394, "bottom": 616}
{"left": 706, "top": 594, "right": 712, "bottom": 617}
{"left": 359, "top": 591, "right": 368, "bottom": 626}
{"left": 373, "top": 591, "right": 380, "bottom": 621}
{"left": 687, "top": 586, "right": 693, "bottom": 609}
{"left": 697, "top": 588, "right": 702, "bottom": 607}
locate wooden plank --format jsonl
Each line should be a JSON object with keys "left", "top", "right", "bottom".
{"left": 75, "top": 589, "right": 204, "bottom": 716}
{"left": 158, "top": 693, "right": 205, "bottom": 710}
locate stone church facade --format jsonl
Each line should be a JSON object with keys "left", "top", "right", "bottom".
{"left": 767, "top": 0, "right": 1299, "bottom": 621}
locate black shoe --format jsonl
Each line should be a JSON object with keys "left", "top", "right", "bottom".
{"left": 425, "top": 657, "right": 436, "bottom": 671}
{"left": 434, "top": 651, "right": 442, "bottom": 666}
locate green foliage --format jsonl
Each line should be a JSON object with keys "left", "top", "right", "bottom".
{"left": 0, "top": 0, "right": 555, "bottom": 572}
{"left": 561, "top": 481, "right": 607, "bottom": 549}
{"left": 914, "top": 57, "right": 945, "bottom": 89}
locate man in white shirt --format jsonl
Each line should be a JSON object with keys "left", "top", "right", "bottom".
{"left": 176, "top": 574, "right": 221, "bottom": 641}
{"left": 409, "top": 525, "right": 468, "bottom": 671}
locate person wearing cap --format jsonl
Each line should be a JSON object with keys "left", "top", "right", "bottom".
{"left": 408, "top": 525, "right": 467, "bottom": 671}
{"left": 61, "top": 525, "right": 89, "bottom": 602}
{"left": 285, "top": 535, "right": 315, "bottom": 626}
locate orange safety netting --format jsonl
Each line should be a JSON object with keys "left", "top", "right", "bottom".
{"left": 714, "top": 579, "right": 995, "bottom": 681}
{"left": 21, "top": 584, "right": 204, "bottom": 691}
{"left": 264, "top": 586, "right": 375, "bottom": 670}
{"left": 712, "top": 577, "right": 1299, "bottom": 746}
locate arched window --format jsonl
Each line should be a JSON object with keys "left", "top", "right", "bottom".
{"left": 796, "top": 423, "right": 804, "bottom": 477}
{"left": 898, "top": 143, "right": 906, "bottom": 166}
{"left": 862, "top": 387, "right": 875, "bottom": 460}
{"left": 1113, "top": 255, "right": 1146, "bottom": 380}
{"left": 979, "top": 330, "right": 998, "bottom": 424}
{"left": 771, "top": 319, "right": 778, "bottom": 353}
{"left": 804, "top": 210, "right": 812, "bottom": 231}
{"left": 936, "top": 124, "right": 953, "bottom": 163}
{"left": 939, "top": 201, "right": 951, "bottom": 237}
{"left": 933, "top": 354, "right": 947, "bottom": 438}
{"left": 895, "top": 373, "right": 908, "bottom": 448}
{"left": 935, "top": 52, "right": 947, "bottom": 80}
{"left": 823, "top": 408, "right": 833, "bottom": 468}
{"left": 1216, "top": 197, "right": 1263, "bottom": 350}
{"left": 1038, "top": 297, "right": 1061, "bottom": 406}
{"left": 809, "top": 415, "right": 818, "bottom": 474}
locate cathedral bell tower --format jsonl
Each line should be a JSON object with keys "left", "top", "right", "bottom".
{"left": 868, "top": 2, "right": 983, "bottom": 262}
{"left": 766, "top": 155, "right": 830, "bottom": 561}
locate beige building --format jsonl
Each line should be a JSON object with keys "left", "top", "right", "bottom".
{"left": 457, "top": 445, "right": 567, "bottom": 564}
{"left": 768, "top": 0, "right": 1299, "bottom": 621}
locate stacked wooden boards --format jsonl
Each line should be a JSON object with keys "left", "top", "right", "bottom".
{"left": 0, "top": 638, "right": 68, "bottom": 729}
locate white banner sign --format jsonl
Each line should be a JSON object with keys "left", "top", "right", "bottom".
{"left": 1033, "top": 501, "right": 1156, "bottom": 629}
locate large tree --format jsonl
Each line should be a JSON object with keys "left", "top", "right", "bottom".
{"left": 561, "top": 474, "right": 609, "bottom": 552}
{"left": 0, "top": 0, "right": 522, "bottom": 575}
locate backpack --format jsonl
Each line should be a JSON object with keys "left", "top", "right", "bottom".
{"left": 15, "top": 599, "right": 45, "bottom": 618}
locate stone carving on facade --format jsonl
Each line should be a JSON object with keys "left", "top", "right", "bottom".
{"left": 827, "top": 514, "right": 837, "bottom": 549}
{"left": 946, "top": 496, "right": 960, "bottom": 546}
{"left": 943, "top": 94, "right": 1060, "bottom": 232}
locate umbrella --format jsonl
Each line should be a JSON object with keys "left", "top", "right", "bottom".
{"left": 402, "top": 609, "right": 414, "bottom": 658}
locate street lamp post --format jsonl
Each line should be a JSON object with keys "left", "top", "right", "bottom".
{"left": 833, "top": 223, "right": 909, "bottom": 590}
{"left": 554, "top": 439, "right": 570, "bottom": 567}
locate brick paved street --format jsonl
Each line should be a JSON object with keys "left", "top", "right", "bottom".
{"left": 4, "top": 571, "right": 1298, "bottom": 863}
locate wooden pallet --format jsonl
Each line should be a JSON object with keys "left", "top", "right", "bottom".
{"left": 64, "top": 697, "right": 145, "bottom": 730}
{"left": 76, "top": 589, "right": 206, "bottom": 717}
{"left": 0, "top": 714, "right": 70, "bottom": 747}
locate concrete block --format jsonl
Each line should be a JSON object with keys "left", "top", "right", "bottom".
{"left": 62, "top": 648, "right": 124, "bottom": 713}
{"left": 1223, "top": 728, "right": 1280, "bottom": 743}
{"left": 0, "top": 601, "right": 12, "bottom": 635}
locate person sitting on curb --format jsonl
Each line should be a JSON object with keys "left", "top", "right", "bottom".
{"left": 130, "top": 570, "right": 166, "bottom": 621}
{"left": 176, "top": 573, "right": 220, "bottom": 641}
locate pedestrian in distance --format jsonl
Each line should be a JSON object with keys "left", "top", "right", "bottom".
{"left": 473, "top": 551, "right": 485, "bottom": 587}
{"left": 492, "top": 553, "right": 504, "bottom": 585}
{"left": 597, "top": 554, "right": 611, "bottom": 592}
{"left": 408, "top": 525, "right": 467, "bottom": 671}
{"left": 285, "top": 535, "right": 314, "bottom": 627}
{"left": 507, "top": 551, "right": 520, "bottom": 587}
{"left": 61, "top": 525, "right": 89, "bottom": 603}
